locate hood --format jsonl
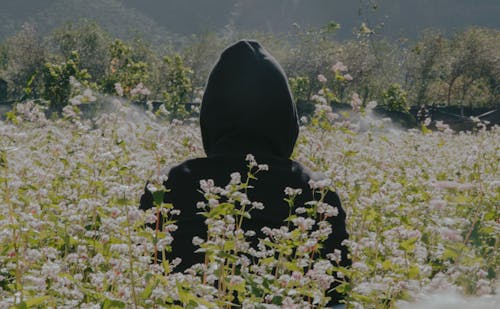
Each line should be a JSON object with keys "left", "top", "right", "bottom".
{"left": 200, "top": 40, "right": 299, "bottom": 158}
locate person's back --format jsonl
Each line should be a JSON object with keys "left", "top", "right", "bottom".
{"left": 140, "top": 40, "right": 350, "bottom": 305}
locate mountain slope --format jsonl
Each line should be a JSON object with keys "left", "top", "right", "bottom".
{"left": 0, "top": 0, "right": 173, "bottom": 43}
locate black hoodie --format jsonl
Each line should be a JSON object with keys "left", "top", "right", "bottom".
{"left": 140, "top": 40, "right": 350, "bottom": 305}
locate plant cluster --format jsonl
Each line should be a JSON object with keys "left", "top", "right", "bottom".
{"left": 0, "top": 84, "right": 498, "bottom": 307}
{"left": 0, "top": 23, "right": 498, "bottom": 118}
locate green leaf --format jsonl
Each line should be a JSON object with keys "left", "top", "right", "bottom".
{"left": 152, "top": 191, "right": 165, "bottom": 206}
{"left": 102, "top": 299, "right": 126, "bottom": 309}
{"left": 284, "top": 261, "right": 301, "bottom": 272}
{"left": 408, "top": 265, "right": 420, "bottom": 279}
{"left": 400, "top": 238, "right": 417, "bottom": 252}
{"left": 12, "top": 302, "right": 28, "bottom": 309}
{"left": 141, "top": 277, "right": 156, "bottom": 299}
{"left": 24, "top": 296, "right": 50, "bottom": 307}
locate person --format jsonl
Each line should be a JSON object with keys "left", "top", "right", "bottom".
{"left": 140, "top": 40, "right": 350, "bottom": 306}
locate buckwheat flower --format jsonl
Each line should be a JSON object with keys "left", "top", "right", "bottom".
{"left": 429, "top": 199, "right": 447, "bottom": 210}
{"left": 261, "top": 227, "right": 272, "bottom": 236}
{"left": 292, "top": 217, "right": 315, "bottom": 231}
{"left": 170, "top": 209, "right": 181, "bottom": 216}
{"left": 407, "top": 229, "right": 422, "bottom": 240}
{"left": 165, "top": 224, "right": 178, "bottom": 232}
{"left": 130, "top": 82, "right": 151, "bottom": 96}
{"left": 331, "top": 61, "right": 348, "bottom": 72}
{"left": 317, "top": 74, "right": 327, "bottom": 83}
{"left": 146, "top": 183, "right": 158, "bottom": 193}
{"left": 196, "top": 201, "right": 206, "bottom": 209}
{"left": 91, "top": 253, "right": 105, "bottom": 266}
{"left": 258, "top": 164, "right": 269, "bottom": 171}
{"left": 295, "top": 207, "right": 307, "bottom": 214}
{"left": 424, "top": 117, "right": 432, "bottom": 126}
{"left": 144, "top": 212, "right": 157, "bottom": 224}
{"left": 252, "top": 201, "right": 264, "bottom": 210}
{"left": 442, "top": 217, "right": 455, "bottom": 226}
{"left": 127, "top": 207, "right": 143, "bottom": 224}
{"left": 42, "top": 261, "right": 61, "bottom": 279}
{"left": 114, "top": 82, "right": 124, "bottom": 96}
{"left": 458, "top": 183, "right": 474, "bottom": 190}
{"left": 343, "top": 73, "right": 353, "bottom": 81}
{"left": 228, "top": 275, "right": 244, "bottom": 286}
{"left": 69, "top": 95, "right": 83, "bottom": 105}
{"left": 432, "top": 180, "right": 460, "bottom": 190}
{"left": 284, "top": 187, "right": 302, "bottom": 196}
{"left": 351, "top": 92, "right": 362, "bottom": 112}
{"left": 157, "top": 235, "right": 173, "bottom": 251}
{"left": 83, "top": 89, "right": 96, "bottom": 102}
{"left": 324, "top": 205, "right": 338, "bottom": 217}
{"left": 311, "top": 94, "right": 327, "bottom": 104}
{"left": 230, "top": 172, "right": 241, "bottom": 185}
{"left": 304, "top": 238, "right": 317, "bottom": 249}
{"left": 440, "top": 227, "right": 463, "bottom": 242}
{"left": 352, "top": 261, "right": 370, "bottom": 273}
{"left": 245, "top": 230, "right": 256, "bottom": 237}
{"left": 200, "top": 179, "right": 215, "bottom": 192}
{"left": 327, "top": 249, "right": 343, "bottom": 263}
{"left": 488, "top": 180, "right": 500, "bottom": 189}
{"left": 246, "top": 154, "right": 257, "bottom": 167}
{"left": 308, "top": 178, "right": 331, "bottom": 189}
{"left": 70, "top": 76, "right": 81, "bottom": 87}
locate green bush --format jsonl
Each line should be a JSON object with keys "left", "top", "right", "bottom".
{"left": 42, "top": 51, "right": 91, "bottom": 113}
{"left": 382, "top": 83, "right": 409, "bottom": 113}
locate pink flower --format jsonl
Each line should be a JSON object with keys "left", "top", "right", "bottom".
{"left": 331, "top": 61, "right": 348, "bottom": 72}
{"left": 350, "top": 92, "right": 362, "bottom": 112}
{"left": 343, "top": 73, "right": 353, "bottom": 81}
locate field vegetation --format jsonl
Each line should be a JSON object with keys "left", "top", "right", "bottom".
{"left": 0, "top": 19, "right": 499, "bottom": 309}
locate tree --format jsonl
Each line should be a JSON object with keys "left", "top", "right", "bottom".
{"left": 405, "top": 31, "right": 448, "bottom": 107}
{"left": 51, "top": 22, "right": 111, "bottom": 83}
{"left": 3, "top": 23, "right": 47, "bottom": 99}
{"left": 101, "top": 39, "right": 149, "bottom": 97}
{"left": 42, "top": 51, "right": 91, "bottom": 113}
{"left": 162, "top": 54, "right": 193, "bottom": 120}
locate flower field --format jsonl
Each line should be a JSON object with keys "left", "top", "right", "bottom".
{"left": 0, "top": 99, "right": 499, "bottom": 308}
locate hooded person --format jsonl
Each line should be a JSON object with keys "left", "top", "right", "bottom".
{"left": 140, "top": 40, "right": 350, "bottom": 305}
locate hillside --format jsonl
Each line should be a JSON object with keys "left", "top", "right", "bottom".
{"left": 0, "top": 0, "right": 174, "bottom": 44}
{"left": 1, "top": 0, "right": 499, "bottom": 43}
{"left": 120, "top": 0, "right": 500, "bottom": 38}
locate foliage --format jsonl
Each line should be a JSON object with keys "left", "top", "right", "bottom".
{"left": 289, "top": 76, "right": 315, "bottom": 116}
{"left": 1, "top": 23, "right": 499, "bottom": 119}
{"left": 2, "top": 23, "right": 47, "bottom": 99}
{"left": 382, "top": 83, "right": 409, "bottom": 113}
{"left": 101, "top": 39, "right": 149, "bottom": 97}
{"left": 42, "top": 51, "right": 91, "bottom": 113}
{"left": 162, "top": 55, "right": 193, "bottom": 120}
{"left": 51, "top": 22, "right": 111, "bottom": 82}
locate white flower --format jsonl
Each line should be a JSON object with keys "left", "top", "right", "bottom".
{"left": 252, "top": 201, "right": 264, "bottom": 210}
{"left": 257, "top": 164, "right": 269, "bottom": 171}
{"left": 424, "top": 117, "right": 432, "bottom": 127}
{"left": 343, "top": 73, "right": 353, "bottom": 81}
{"left": 331, "top": 61, "right": 348, "bottom": 72}
{"left": 350, "top": 92, "right": 362, "bottom": 112}
{"left": 284, "top": 187, "right": 302, "bottom": 196}
{"left": 230, "top": 172, "right": 241, "bottom": 185}
{"left": 114, "top": 82, "right": 124, "bottom": 96}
